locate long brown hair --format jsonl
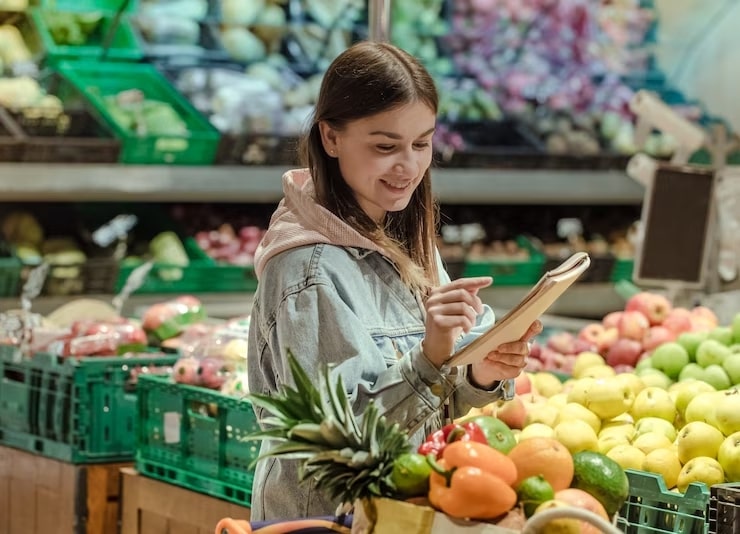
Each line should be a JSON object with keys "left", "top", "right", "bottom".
{"left": 299, "top": 41, "right": 440, "bottom": 293}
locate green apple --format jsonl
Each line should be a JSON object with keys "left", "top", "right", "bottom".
{"left": 676, "top": 421, "right": 725, "bottom": 463}
{"left": 677, "top": 331, "right": 709, "bottom": 362}
{"left": 651, "top": 342, "right": 689, "bottom": 379}
{"left": 672, "top": 379, "right": 716, "bottom": 419}
{"left": 722, "top": 353, "right": 740, "bottom": 385}
{"left": 630, "top": 386, "right": 677, "bottom": 423}
{"left": 696, "top": 339, "right": 732, "bottom": 368}
{"left": 678, "top": 363, "right": 706, "bottom": 382}
{"left": 637, "top": 368, "right": 673, "bottom": 389}
{"left": 714, "top": 390, "right": 740, "bottom": 436}
{"left": 732, "top": 312, "right": 740, "bottom": 343}
{"left": 635, "top": 356, "right": 653, "bottom": 373}
{"left": 709, "top": 326, "right": 734, "bottom": 346}
{"left": 634, "top": 416, "right": 677, "bottom": 442}
{"left": 717, "top": 431, "right": 740, "bottom": 482}
{"left": 703, "top": 364, "right": 732, "bottom": 391}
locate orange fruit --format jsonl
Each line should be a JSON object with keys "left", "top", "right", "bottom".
{"left": 508, "top": 437, "right": 574, "bottom": 491}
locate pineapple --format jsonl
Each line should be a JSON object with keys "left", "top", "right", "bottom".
{"left": 247, "top": 350, "right": 412, "bottom": 506}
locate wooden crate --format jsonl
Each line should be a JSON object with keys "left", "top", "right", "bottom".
{"left": 120, "top": 468, "right": 251, "bottom": 534}
{"left": 0, "top": 445, "right": 130, "bottom": 534}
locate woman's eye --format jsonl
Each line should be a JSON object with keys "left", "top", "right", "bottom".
{"left": 413, "top": 142, "right": 430, "bottom": 150}
{"left": 376, "top": 145, "right": 395, "bottom": 152}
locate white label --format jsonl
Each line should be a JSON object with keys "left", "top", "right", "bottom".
{"left": 92, "top": 214, "right": 138, "bottom": 247}
{"left": 163, "top": 412, "right": 181, "bottom": 444}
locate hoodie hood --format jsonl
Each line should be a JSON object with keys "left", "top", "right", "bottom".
{"left": 254, "top": 169, "right": 385, "bottom": 278}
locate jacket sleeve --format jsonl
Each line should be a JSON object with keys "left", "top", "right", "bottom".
{"left": 436, "top": 252, "right": 516, "bottom": 419}
{"left": 261, "top": 280, "right": 462, "bottom": 435}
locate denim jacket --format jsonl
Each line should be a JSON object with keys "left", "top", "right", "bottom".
{"left": 247, "top": 170, "right": 514, "bottom": 521}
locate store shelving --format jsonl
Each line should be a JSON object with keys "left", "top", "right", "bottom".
{"left": 0, "top": 164, "right": 645, "bottom": 204}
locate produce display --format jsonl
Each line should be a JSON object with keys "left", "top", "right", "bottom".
{"left": 0, "top": 0, "right": 724, "bottom": 167}
{"left": 247, "top": 351, "right": 631, "bottom": 529}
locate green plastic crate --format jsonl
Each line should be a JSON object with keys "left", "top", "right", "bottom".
{"left": 116, "top": 238, "right": 258, "bottom": 294}
{"left": 135, "top": 374, "right": 260, "bottom": 507}
{"left": 30, "top": 8, "right": 142, "bottom": 65}
{"left": 617, "top": 469, "right": 710, "bottom": 534}
{"left": 56, "top": 61, "right": 221, "bottom": 164}
{"left": 462, "top": 236, "right": 545, "bottom": 286}
{"left": 0, "top": 243, "right": 22, "bottom": 298}
{"left": 0, "top": 345, "right": 178, "bottom": 464}
{"left": 35, "top": 0, "right": 138, "bottom": 13}
{"left": 611, "top": 257, "right": 635, "bottom": 282}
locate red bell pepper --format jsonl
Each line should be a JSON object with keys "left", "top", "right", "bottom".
{"left": 417, "top": 421, "right": 487, "bottom": 458}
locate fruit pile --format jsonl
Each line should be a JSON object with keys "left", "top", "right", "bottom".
{"left": 529, "top": 291, "right": 739, "bottom": 380}
{"left": 490, "top": 357, "right": 740, "bottom": 494}
{"left": 391, "top": 416, "right": 629, "bottom": 528}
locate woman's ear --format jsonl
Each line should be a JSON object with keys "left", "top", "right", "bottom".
{"left": 318, "top": 121, "right": 339, "bottom": 157}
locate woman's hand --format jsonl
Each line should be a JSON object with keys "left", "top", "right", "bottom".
{"left": 422, "top": 277, "right": 493, "bottom": 367}
{"left": 469, "top": 320, "right": 544, "bottom": 389}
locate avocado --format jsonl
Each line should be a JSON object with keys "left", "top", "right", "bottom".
{"left": 571, "top": 450, "right": 630, "bottom": 517}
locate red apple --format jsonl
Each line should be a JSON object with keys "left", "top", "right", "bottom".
{"left": 618, "top": 311, "right": 650, "bottom": 341}
{"left": 529, "top": 342, "right": 542, "bottom": 360}
{"left": 663, "top": 307, "right": 693, "bottom": 335}
{"left": 595, "top": 327, "right": 619, "bottom": 355}
{"left": 626, "top": 292, "right": 673, "bottom": 325}
{"left": 579, "top": 323, "right": 606, "bottom": 345}
{"left": 602, "top": 311, "right": 623, "bottom": 329}
{"left": 691, "top": 306, "right": 719, "bottom": 329}
{"left": 540, "top": 347, "right": 566, "bottom": 372}
{"left": 613, "top": 364, "right": 636, "bottom": 374}
{"left": 174, "top": 357, "right": 200, "bottom": 385}
{"left": 573, "top": 338, "right": 597, "bottom": 355}
{"left": 642, "top": 326, "right": 676, "bottom": 351}
{"left": 515, "top": 372, "right": 532, "bottom": 395}
{"left": 199, "top": 357, "right": 230, "bottom": 389}
{"left": 525, "top": 358, "right": 544, "bottom": 372}
{"left": 606, "top": 338, "right": 643, "bottom": 367}
{"left": 489, "top": 396, "right": 526, "bottom": 430}
{"left": 546, "top": 331, "right": 576, "bottom": 355}
{"left": 561, "top": 354, "right": 578, "bottom": 375}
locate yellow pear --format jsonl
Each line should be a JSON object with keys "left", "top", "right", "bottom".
{"left": 557, "top": 402, "right": 601, "bottom": 434}
{"left": 643, "top": 448, "right": 682, "bottom": 489}
{"left": 607, "top": 444, "right": 647, "bottom": 471}
{"left": 677, "top": 457, "right": 725, "bottom": 493}
{"left": 580, "top": 365, "right": 616, "bottom": 379}
{"left": 632, "top": 433, "right": 673, "bottom": 455}
{"left": 583, "top": 377, "right": 635, "bottom": 420}
{"left": 676, "top": 421, "right": 725, "bottom": 464}
{"left": 519, "top": 423, "right": 556, "bottom": 441}
{"left": 533, "top": 372, "right": 564, "bottom": 398}
{"left": 554, "top": 419, "right": 599, "bottom": 455}
{"left": 525, "top": 404, "right": 560, "bottom": 428}
{"left": 566, "top": 377, "right": 595, "bottom": 406}
{"left": 572, "top": 351, "right": 606, "bottom": 379}
{"left": 634, "top": 417, "right": 677, "bottom": 443}
{"left": 546, "top": 393, "right": 569, "bottom": 411}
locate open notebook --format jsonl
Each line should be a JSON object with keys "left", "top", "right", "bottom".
{"left": 448, "top": 252, "right": 591, "bottom": 367}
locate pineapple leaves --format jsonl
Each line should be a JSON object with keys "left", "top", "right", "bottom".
{"left": 245, "top": 351, "right": 413, "bottom": 505}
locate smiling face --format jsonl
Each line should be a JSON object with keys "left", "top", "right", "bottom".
{"left": 319, "top": 101, "right": 436, "bottom": 222}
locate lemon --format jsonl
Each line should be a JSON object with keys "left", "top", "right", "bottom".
{"left": 607, "top": 444, "right": 647, "bottom": 471}
{"left": 554, "top": 419, "right": 599, "bottom": 455}
{"left": 632, "top": 433, "right": 673, "bottom": 455}
{"left": 642, "top": 448, "right": 682, "bottom": 489}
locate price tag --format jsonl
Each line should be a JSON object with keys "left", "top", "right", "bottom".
{"left": 163, "top": 412, "right": 182, "bottom": 444}
{"left": 92, "top": 214, "right": 138, "bottom": 248}
{"left": 112, "top": 261, "right": 154, "bottom": 315}
{"left": 556, "top": 218, "right": 584, "bottom": 242}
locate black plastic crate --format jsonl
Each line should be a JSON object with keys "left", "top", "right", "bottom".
{"left": 215, "top": 133, "right": 299, "bottom": 166}
{"left": 709, "top": 483, "right": 740, "bottom": 534}
{"left": 0, "top": 108, "right": 24, "bottom": 162}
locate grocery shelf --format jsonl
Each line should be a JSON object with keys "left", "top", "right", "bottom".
{"left": 0, "top": 164, "right": 644, "bottom": 205}
{"left": 0, "top": 283, "right": 624, "bottom": 321}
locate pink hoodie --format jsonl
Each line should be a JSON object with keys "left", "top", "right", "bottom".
{"left": 254, "top": 169, "right": 386, "bottom": 279}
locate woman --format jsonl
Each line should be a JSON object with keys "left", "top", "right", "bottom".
{"left": 247, "top": 41, "right": 542, "bottom": 521}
